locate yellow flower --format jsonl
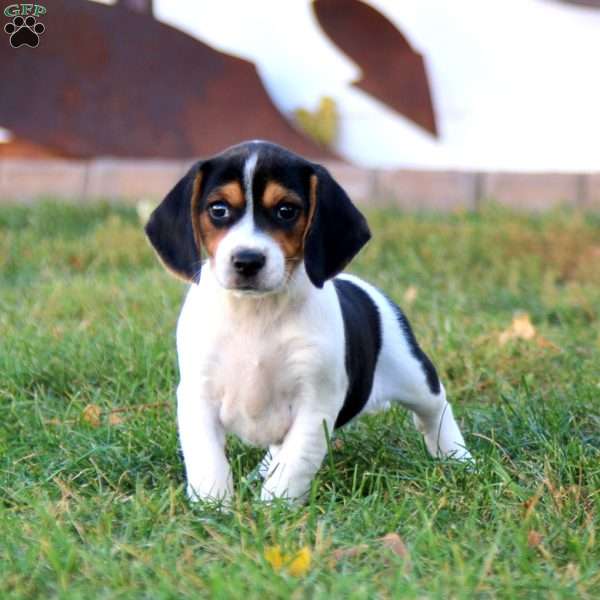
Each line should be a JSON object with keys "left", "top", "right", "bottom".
{"left": 287, "top": 546, "right": 312, "bottom": 577}
{"left": 264, "top": 545, "right": 312, "bottom": 577}
{"left": 264, "top": 545, "right": 284, "bottom": 571}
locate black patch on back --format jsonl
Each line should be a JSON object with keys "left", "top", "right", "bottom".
{"left": 333, "top": 279, "right": 382, "bottom": 428}
{"left": 385, "top": 296, "right": 441, "bottom": 395}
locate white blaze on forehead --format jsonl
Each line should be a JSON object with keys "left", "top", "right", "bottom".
{"left": 211, "top": 149, "right": 287, "bottom": 291}
{"left": 243, "top": 152, "right": 259, "bottom": 213}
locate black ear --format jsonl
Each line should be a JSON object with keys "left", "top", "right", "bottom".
{"left": 144, "top": 162, "right": 204, "bottom": 282}
{"left": 304, "top": 165, "right": 371, "bottom": 288}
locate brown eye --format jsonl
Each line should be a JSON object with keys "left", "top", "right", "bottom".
{"left": 275, "top": 203, "right": 300, "bottom": 223}
{"left": 208, "top": 201, "right": 231, "bottom": 222}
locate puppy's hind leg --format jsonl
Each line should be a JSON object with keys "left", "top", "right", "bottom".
{"left": 410, "top": 382, "right": 471, "bottom": 461}
{"left": 375, "top": 300, "right": 471, "bottom": 461}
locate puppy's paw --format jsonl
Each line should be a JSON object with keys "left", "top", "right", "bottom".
{"left": 260, "top": 486, "right": 297, "bottom": 505}
{"left": 260, "top": 478, "right": 309, "bottom": 505}
{"left": 413, "top": 408, "right": 473, "bottom": 463}
{"left": 186, "top": 482, "right": 233, "bottom": 506}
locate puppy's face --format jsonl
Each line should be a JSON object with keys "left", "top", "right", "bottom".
{"left": 145, "top": 141, "right": 371, "bottom": 291}
{"left": 192, "top": 152, "right": 313, "bottom": 294}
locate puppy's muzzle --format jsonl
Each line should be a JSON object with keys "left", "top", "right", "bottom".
{"left": 231, "top": 249, "right": 266, "bottom": 278}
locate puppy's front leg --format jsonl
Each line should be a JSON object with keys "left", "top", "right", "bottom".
{"left": 177, "top": 381, "right": 232, "bottom": 503}
{"left": 260, "top": 407, "right": 337, "bottom": 503}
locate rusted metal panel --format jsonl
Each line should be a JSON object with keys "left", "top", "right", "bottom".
{"left": 0, "top": 0, "right": 335, "bottom": 160}
{"left": 313, "top": 0, "right": 438, "bottom": 136}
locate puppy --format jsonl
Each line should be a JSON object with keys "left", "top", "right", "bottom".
{"left": 145, "top": 140, "right": 471, "bottom": 503}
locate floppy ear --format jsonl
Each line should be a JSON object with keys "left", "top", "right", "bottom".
{"left": 304, "top": 165, "right": 371, "bottom": 288}
{"left": 144, "top": 162, "right": 204, "bottom": 282}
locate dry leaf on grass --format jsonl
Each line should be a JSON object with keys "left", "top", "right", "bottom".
{"left": 82, "top": 404, "right": 101, "bottom": 427}
{"left": 527, "top": 530, "right": 552, "bottom": 560}
{"left": 522, "top": 487, "right": 544, "bottom": 520}
{"left": 108, "top": 413, "right": 125, "bottom": 426}
{"left": 332, "top": 533, "right": 410, "bottom": 568}
{"left": 50, "top": 402, "right": 170, "bottom": 427}
{"left": 535, "top": 335, "right": 561, "bottom": 351}
{"left": 499, "top": 313, "right": 536, "bottom": 345}
{"left": 331, "top": 543, "right": 368, "bottom": 561}
{"left": 498, "top": 313, "right": 561, "bottom": 351}
{"left": 527, "top": 530, "right": 543, "bottom": 548}
{"left": 380, "top": 532, "right": 409, "bottom": 559}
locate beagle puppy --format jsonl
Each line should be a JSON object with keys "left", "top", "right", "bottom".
{"left": 145, "top": 140, "right": 471, "bottom": 503}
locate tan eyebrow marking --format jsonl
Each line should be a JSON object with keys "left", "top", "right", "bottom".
{"left": 206, "top": 181, "right": 245, "bottom": 210}
{"left": 262, "top": 181, "right": 303, "bottom": 210}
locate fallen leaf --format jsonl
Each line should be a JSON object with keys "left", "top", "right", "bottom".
{"left": 499, "top": 313, "right": 536, "bottom": 345}
{"left": 82, "top": 404, "right": 101, "bottom": 427}
{"left": 381, "top": 532, "right": 411, "bottom": 571}
{"left": 331, "top": 533, "right": 410, "bottom": 566}
{"left": 536, "top": 336, "right": 561, "bottom": 351}
{"left": 527, "top": 530, "right": 543, "bottom": 548}
{"left": 68, "top": 254, "right": 83, "bottom": 270}
{"left": 331, "top": 544, "right": 368, "bottom": 562}
{"left": 523, "top": 487, "right": 543, "bottom": 520}
{"left": 287, "top": 546, "right": 312, "bottom": 577}
{"left": 527, "top": 530, "right": 552, "bottom": 560}
{"left": 108, "top": 413, "right": 124, "bottom": 426}
{"left": 380, "top": 533, "right": 409, "bottom": 558}
{"left": 403, "top": 285, "right": 418, "bottom": 304}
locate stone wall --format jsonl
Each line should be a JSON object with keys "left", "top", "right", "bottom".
{"left": 1, "top": 159, "right": 599, "bottom": 210}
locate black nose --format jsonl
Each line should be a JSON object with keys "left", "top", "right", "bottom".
{"left": 231, "top": 249, "right": 266, "bottom": 277}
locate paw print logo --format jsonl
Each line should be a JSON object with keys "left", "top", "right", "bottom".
{"left": 4, "top": 15, "right": 45, "bottom": 48}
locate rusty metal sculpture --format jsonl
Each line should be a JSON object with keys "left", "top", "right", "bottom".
{"left": 0, "top": 0, "right": 334, "bottom": 159}
{"left": 313, "top": 0, "right": 438, "bottom": 136}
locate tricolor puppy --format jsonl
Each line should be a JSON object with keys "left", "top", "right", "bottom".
{"left": 145, "top": 141, "right": 471, "bottom": 503}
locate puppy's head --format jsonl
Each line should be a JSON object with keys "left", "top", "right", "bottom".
{"left": 145, "top": 141, "right": 370, "bottom": 292}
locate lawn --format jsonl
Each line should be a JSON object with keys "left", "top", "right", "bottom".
{"left": 1, "top": 202, "right": 599, "bottom": 599}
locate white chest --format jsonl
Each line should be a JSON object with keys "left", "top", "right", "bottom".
{"left": 209, "top": 331, "right": 300, "bottom": 446}
{"left": 177, "top": 278, "right": 346, "bottom": 448}
{"left": 195, "top": 303, "right": 331, "bottom": 446}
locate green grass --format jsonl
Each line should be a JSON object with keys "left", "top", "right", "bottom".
{"left": 1, "top": 202, "right": 599, "bottom": 599}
